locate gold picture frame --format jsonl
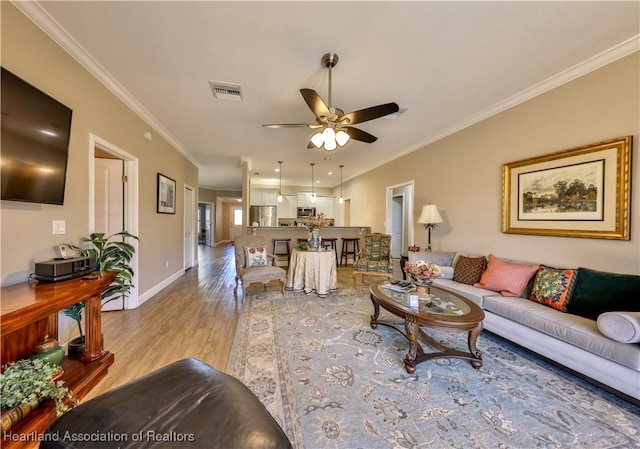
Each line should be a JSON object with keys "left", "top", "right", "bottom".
{"left": 502, "top": 136, "right": 632, "bottom": 240}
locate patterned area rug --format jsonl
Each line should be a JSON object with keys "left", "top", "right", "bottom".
{"left": 227, "top": 286, "right": 640, "bottom": 448}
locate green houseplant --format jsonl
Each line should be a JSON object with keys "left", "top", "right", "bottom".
{"left": 62, "top": 231, "right": 139, "bottom": 353}
{"left": 1, "top": 358, "right": 78, "bottom": 431}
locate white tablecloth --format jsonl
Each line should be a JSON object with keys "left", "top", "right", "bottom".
{"left": 286, "top": 249, "right": 337, "bottom": 296}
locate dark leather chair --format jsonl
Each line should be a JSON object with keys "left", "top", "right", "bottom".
{"left": 40, "top": 358, "right": 292, "bottom": 449}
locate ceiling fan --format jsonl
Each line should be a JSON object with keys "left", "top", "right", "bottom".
{"left": 263, "top": 52, "right": 399, "bottom": 151}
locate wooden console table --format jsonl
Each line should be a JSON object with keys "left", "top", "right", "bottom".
{"left": 1, "top": 272, "right": 116, "bottom": 448}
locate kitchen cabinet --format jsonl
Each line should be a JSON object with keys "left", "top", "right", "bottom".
{"left": 250, "top": 189, "right": 278, "bottom": 206}
{"left": 316, "top": 196, "right": 335, "bottom": 218}
{"left": 277, "top": 195, "right": 297, "bottom": 218}
{"left": 297, "top": 192, "right": 313, "bottom": 208}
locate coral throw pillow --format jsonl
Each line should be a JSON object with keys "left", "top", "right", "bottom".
{"left": 474, "top": 254, "right": 539, "bottom": 297}
{"left": 453, "top": 255, "right": 487, "bottom": 285}
{"left": 244, "top": 245, "right": 268, "bottom": 267}
{"left": 529, "top": 266, "right": 577, "bottom": 311}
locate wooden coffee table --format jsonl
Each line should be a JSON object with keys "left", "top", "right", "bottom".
{"left": 370, "top": 280, "right": 485, "bottom": 373}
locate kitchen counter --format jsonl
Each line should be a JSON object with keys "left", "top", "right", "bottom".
{"left": 246, "top": 226, "right": 371, "bottom": 244}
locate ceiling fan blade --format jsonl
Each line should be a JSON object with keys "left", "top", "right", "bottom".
{"left": 344, "top": 126, "right": 377, "bottom": 143}
{"left": 262, "top": 123, "right": 322, "bottom": 129}
{"left": 340, "top": 102, "right": 400, "bottom": 125}
{"left": 300, "top": 88, "right": 331, "bottom": 121}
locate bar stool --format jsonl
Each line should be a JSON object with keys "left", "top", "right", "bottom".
{"left": 340, "top": 238, "right": 360, "bottom": 267}
{"left": 272, "top": 238, "right": 291, "bottom": 266}
{"left": 321, "top": 237, "right": 338, "bottom": 265}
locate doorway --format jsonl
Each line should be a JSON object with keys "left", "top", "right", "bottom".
{"left": 184, "top": 185, "right": 196, "bottom": 270}
{"left": 391, "top": 194, "right": 405, "bottom": 258}
{"left": 386, "top": 182, "right": 414, "bottom": 259}
{"left": 229, "top": 205, "right": 243, "bottom": 241}
{"left": 89, "top": 134, "right": 139, "bottom": 309}
{"left": 198, "top": 203, "right": 213, "bottom": 245}
{"left": 343, "top": 199, "right": 351, "bottom": 227}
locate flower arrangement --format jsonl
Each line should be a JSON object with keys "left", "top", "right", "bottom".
{"left": 305, "top": 213, "right": 331, "bottom": 231}
{"left": 404, "top": 260, "right": 442, "bottom": 283}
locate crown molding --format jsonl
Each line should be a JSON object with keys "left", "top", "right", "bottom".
{"left": 12, "top": 1, "right": 201, "bottom": 168}
{"left": 354, "top": 35, "right": 640, "bottom": 181}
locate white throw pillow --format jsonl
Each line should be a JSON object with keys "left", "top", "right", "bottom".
{"left": 244, "top": 245, "right": 268, "bottom": 267}
{"left": 597, "top": 311, "right": 640, "bottom": 344}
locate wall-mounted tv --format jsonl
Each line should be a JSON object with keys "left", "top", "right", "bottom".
{"left": 1, "top": 67, "right": 73, "bottom": 205}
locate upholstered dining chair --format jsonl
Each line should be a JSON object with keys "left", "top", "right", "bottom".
{"left": 233, "top": 235, "right": 286, "bottom": 301}
{"left": 352, "top": 233, "right": 394, "bottom": 283}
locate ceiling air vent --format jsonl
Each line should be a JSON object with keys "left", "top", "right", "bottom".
{"left": 383, "top": 106, "right": 409, "bottom": 120}
{"left": 209, "top": 81, "right": 242, "bottom": 101}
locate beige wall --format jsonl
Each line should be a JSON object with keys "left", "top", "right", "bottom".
{"left": 1, "top": 3, "right": 199, "bottom": 291}
{"left": 341, "top": 52, "right": 639, "bottom": 274}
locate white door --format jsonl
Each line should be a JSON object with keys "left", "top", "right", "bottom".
{"left": 94, "top": 158, "right": 124, "bottom": 236}
{"left": 184, "top": 185, "right": 195, "bottom": 270}
{"left": 391, "top": 194, "right": 404, "bottom": 258}
{"left": 95, "top": 157, "right": 125, "bottom": 310}
{"left": 229, "top": 206, "right": 243, "bottom": 241}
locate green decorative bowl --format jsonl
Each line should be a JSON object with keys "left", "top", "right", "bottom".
{"left": 30, "top": 335, "right": 65, "bottom": 367}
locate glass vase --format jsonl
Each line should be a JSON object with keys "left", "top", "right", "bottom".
{"left": 308, "top": 228, "right": 321, "bottom": 251}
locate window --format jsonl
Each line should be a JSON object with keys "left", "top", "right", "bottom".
{"left": 233, "top": 208, "right": 243, "bottom": 226}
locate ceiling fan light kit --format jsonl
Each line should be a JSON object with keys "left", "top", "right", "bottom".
{"left": 263, "top": 52, "right": 399, "bottom": 154}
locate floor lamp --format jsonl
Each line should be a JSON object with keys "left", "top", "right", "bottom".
{"left": 417, "top": 204, "right": 443, "bottom": 252}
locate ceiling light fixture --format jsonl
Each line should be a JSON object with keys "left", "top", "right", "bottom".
{"left": 310, "top": 162, "right": 317, "bottom": 204}
{"left": 277, "top": 161, "right": 283, "bottom": 203}
{"left": 310, "top": 127, "right": 350, "bottom": 152}
{"left": 339, "top": 165, "right": 344, "bottom": 205}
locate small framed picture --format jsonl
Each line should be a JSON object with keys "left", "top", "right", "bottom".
{"left": 157, "top": 173, "right": 176, "bottom": 214}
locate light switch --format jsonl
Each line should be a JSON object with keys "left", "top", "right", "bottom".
{"left": 52, "top": 220, "right": 66, "bottom": 235}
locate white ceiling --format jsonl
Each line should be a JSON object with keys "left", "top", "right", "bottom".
{"left": 19, "top": 1, "right": 639, "bottom": 191}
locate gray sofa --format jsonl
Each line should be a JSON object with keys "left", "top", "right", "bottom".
{"left": 408, "top": 252, "right": 640, "bottom": 403}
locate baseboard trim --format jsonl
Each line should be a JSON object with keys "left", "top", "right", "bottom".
{"left": 137, "top": 270, "right": 185, "bottom": 307}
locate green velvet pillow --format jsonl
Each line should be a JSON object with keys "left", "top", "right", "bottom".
{"left": 567, "top": 268, "right": 640, "bottom": 320}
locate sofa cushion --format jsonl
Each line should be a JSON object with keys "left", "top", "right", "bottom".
{"left": 567, "top": 268, "right": 640, "bottom": 320}
{"left": 529, "top": 266, "right": 578, "bottom": 312}
{"left": 244, "top": 245, "right": 268, "bottom": 267}
{"left": 483, "top": 295, "right": 640, "bottom": 370}
{"left": 597, "top": 311, "right": 640, "bottom": 344}
{"left": 433, "top": 279, "right": 496, "bottom": 309}
{"left": 453, "top": 255, "right": 486, "bottom": 285}
{"left": 409, "top": 252, "right": 455, "bottom": 279}
{"left": 474, "top": 254, "right": 539, "bottom": 297}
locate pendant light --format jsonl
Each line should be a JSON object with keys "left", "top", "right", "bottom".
{"left": 277, "top": 161, "right": 283, "bottom": 203}
{"left": 310, "top": 162, "right": 317, "bottom": 204}
{"left": 338, "top": 164, "right": 344, "bottom": 204}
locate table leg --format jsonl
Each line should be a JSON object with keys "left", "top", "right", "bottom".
{"left": 468, "top": 322, "right": 483, "bottom": 369}
{"left": 82, "top": 293, "right": 107, "bottom": 362}
{"left": 369, "top": 294, "right": 380, "bottom": 329}
{"left": 403, "top": 316, "right": 418, "bottom": 374}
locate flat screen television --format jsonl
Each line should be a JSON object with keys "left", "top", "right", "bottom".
{"left": 1, "top": 67, "right": 73, "bottom": 205}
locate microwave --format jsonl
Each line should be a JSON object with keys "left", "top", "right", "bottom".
{"left": 297, "top": 207, "right": 316, "bottom": 218}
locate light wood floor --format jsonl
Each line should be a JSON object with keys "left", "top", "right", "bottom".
{"left": 87, "top": 242, "right": 394, "bottom": 399}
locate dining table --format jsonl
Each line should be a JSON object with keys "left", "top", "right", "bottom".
{"left": 286, "top": 248, "right": 337, "bottom": 297}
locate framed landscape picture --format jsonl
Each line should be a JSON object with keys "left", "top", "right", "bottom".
{"left": 157, "top": 173, "right": 176, "bottom": 214}
{"left": 502, "top": 136, "right": 632, "bottom": 240}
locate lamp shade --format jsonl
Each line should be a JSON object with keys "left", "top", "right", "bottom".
{"left": 417, "top": 204, "right": 443, "bottom": 225}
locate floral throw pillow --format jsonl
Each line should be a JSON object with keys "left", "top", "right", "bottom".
{"left": 244, "top": 245, "right": 268, "bottom": 267}
{"left": 529, "top": 266, "right": 578, "bottom": 312}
